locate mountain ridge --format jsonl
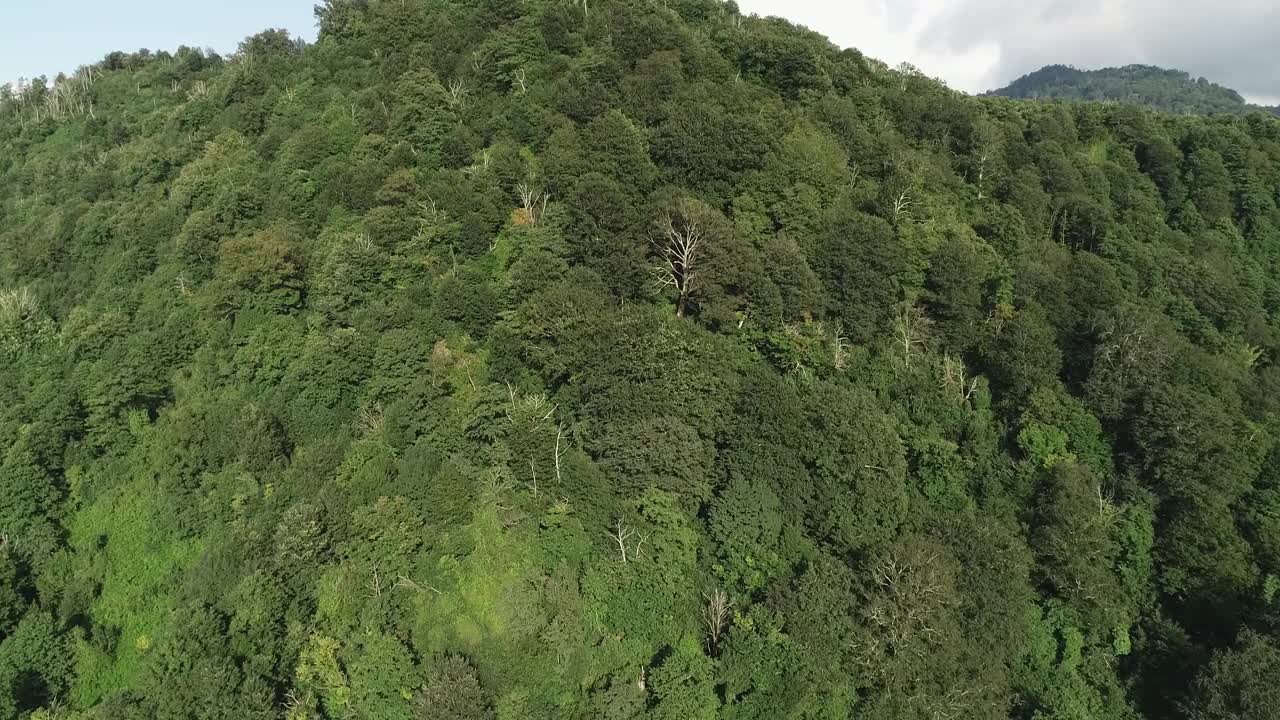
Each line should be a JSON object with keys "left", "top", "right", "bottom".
{"left": 987, "top": 62, "right": 1280, "bottom": 115}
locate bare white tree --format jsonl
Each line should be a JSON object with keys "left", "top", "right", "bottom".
{"left": 0, "top": 287, "right": 40, "bottom": 323}
{"left": 447, "top": 78, "right": 467, "bottom": 108}
{"left": 608, "top": 519, "right": 635, "bottom": 563}
{"left": 893, "top": 302, "right": 933, "bottom": 370}
{"left": 513, "top": 68, "right": 529, "bottom": 95}
{"left": 516, "top": 182, "right": 551, "bottom": 226}
{"left": 974, "top": 150, "right": 991, "bottom": 202}
{"left": 483, "top": 466, "right": 516, "bottom": 512}
{"left": 393, "top": 575, "right": 444, "bottom": 595}
{"left": 365, "top": 568, "right": 384, "bottom": 598}
{"left": 703, "top": 589, "right": 734, "bottom": 654}
{"left": 940, "top": 353, "right": 979, "bottom": 404}
{"left": 633, "top": 530, "right": 649, "bottom": 561}
{"left": 463, "top": 149, "right": 492, "bottom": 180}
{"left": 283, "top": 689, "right": 312, "bottom": 718}
{"left": 505, "top": 383, "right": 556, "bottom": 427}
{"left": 653, "top": 200, "right": 708, "bottom": 318}
{"left": 832, "top": 321, "right": 852, "bottom": 371}
{"left": 892, "top": 191, "right": 915, "bottom": 224}
{"left": 554, "top": 422, "right": 568, "bottom": 484}
{"left": 355, "top": 403, "right": 385, "bottom": 437}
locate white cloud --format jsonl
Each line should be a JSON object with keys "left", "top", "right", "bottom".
{"left": 734, "top": 0, "right": 1001, "bottom": 93}
{"left": 733, "top": 0, "right": 1279, "bottom": 103}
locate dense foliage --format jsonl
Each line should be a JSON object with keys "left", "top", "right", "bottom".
{"left": 2, "top": 1, "right": 1280, "bottom": 718}
{"left": 990, "top": 64, "right": 1280, "bottom": 117}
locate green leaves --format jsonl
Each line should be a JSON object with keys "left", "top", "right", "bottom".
{"left": 415, "top": 655, "right": 494, "bottom": 720}
{"left": 2, "top": 3, "right": 1280, "bottom": 719}
{"left": 805, "top": 384, "right": 909, "bottom": 552}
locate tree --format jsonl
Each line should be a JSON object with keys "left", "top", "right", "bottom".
{"left": 0, "top": 440, "right": 62, "bottom": 564}
{"left": 983, "top": 302, "right": 1062, "bottom": 402}
{"left": 415, "top": 655, "right": 494, "bottom": 720}
{"left": 208, "top": 225, "right": 306, "bottom": 316}
{"left": 652, "top": 199, "right": 708, "bottom": 318}
{"left": 1032, "top": 463, "right": 1122, "bottom": 611}
{"left": 0, "top": 611, "right": 73, "bottom": 716}
{"left": 805, "top": 384, "right": 909, "bottom": 552}
{"left": 600, "top": 415, "right": 714, "bottom": 503}
{"left": 852, "top": 534, "right": 1015, "bottom": 720}
{"left": 0, "top": 548, "right": 32, "bottom": 642}
{"left": 648, "top": 639, "right": 719, "bottom": 720}
{"left": 1185, "top": 148, "right": 1234, "bottom": 223}
{"left": 348, "top": 633, "right": 417, "bottom": 720}
{"left": 1085, "top": 305, "right": 1174, "bottom": 420}
{"left": 390, "top": 68, "right": 454, "bottom": 163}
{"left": 708, "top": 470, "right": 786, "bottom": 592}
{"left": 812, "top": 207, "right": 910, "bottom": 343}
{"left": 924, "top": 231, "right": 996, "bottom": 352}
{"left": 136, "top": 605, "right": 273, "bottom": 720}
{"left": 1185, "top": 631, "right": 1280, "bottom": 720}
{"left": 315, "top": 0, "right": 370, "bottom": 41}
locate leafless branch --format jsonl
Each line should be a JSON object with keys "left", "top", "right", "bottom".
{"left": 447, "top": 78, "right": 467, "bottom": 108}
{"left": 652, "top": 201, "right": 707, "bottom": 317}
{"left": 355, "top": 403, "right": 384, "bottom": 437}
{"left": 365, "top": 568, "right": 384, "bottom": 598}
{"left": 892, "top": 191, "right": 915, "bottom": 224}
{"left": 894, "top": 303, "right": 933, "bottom": 370}
{"left": 393, "top": 575, "right": 444, "bottom": 595}
{"left": 703, "top": 589, "right": 734, "bottom": 654}
{"left": 515, "top": 182, "right": 550, "bottom": 226}
{"left": 608, "top": 519, "right": 636, "bottom": 563}
{"left": 554, "top": 422, "right": 567, "bottom": 484}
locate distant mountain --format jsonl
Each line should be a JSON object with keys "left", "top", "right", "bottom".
{"left": 988, "top": 64, "right": 1280, "bottom": 116}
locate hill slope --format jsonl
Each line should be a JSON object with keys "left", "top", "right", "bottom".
{"left": 990, "top": 63, "right": 1280, "bottom": 115}
{"left": 2, "top": 2, "right": 1280, "bottom": 719}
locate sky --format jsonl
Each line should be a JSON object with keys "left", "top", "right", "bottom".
{"left": 736, "top": 0, "right": 1280, "bottom": 105}
{"left": 3, "top": 1, "right": 1276, "bottom": 106}
{"left": 1, "top": 0, "right": 317, "bottom": 86}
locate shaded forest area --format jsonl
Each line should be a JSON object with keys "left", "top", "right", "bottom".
{"left": 2, "top": 1, "right": 1280, "bottom": 718}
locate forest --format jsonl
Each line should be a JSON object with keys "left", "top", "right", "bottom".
{"left": 1, "top": 1, "right": 1280, "bottom": 718}
{"left": 989, "top": 64, "right": 1280, "bottom": 117}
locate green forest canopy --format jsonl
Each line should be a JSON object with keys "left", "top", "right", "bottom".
{"left": 989, "top": 63, "right": 1280, "bottom": 117}
{"left": 2, "top": 1, "right": 1280, "bottom": 719}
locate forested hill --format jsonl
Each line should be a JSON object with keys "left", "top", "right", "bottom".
{"left": 989, "top": 63, "right": 1280, "bottom": 116}
{"left": 3, "top": 1, "right": 1280, "bottom": 718}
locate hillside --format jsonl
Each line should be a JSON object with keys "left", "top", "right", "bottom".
{"left": 990, "top": 63, "right": 1280, "bottom": 116}
{"left": 2, "top": 1, "right": 1280, "bottom": 719}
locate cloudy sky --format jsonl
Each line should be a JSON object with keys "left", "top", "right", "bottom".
{"left": 736, "top": 0, "right": 1280, "bottom": 104}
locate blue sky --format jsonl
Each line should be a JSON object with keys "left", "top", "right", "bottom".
{"left": 1, "top": 0, "right": 317, "bottom": 84}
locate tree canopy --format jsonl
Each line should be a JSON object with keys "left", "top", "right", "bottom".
{"left": 989, "top": 63, "right": 1280, "bottom": 117}
{"left": 1, "top": 2, "right": 1280, "bottom": 719}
